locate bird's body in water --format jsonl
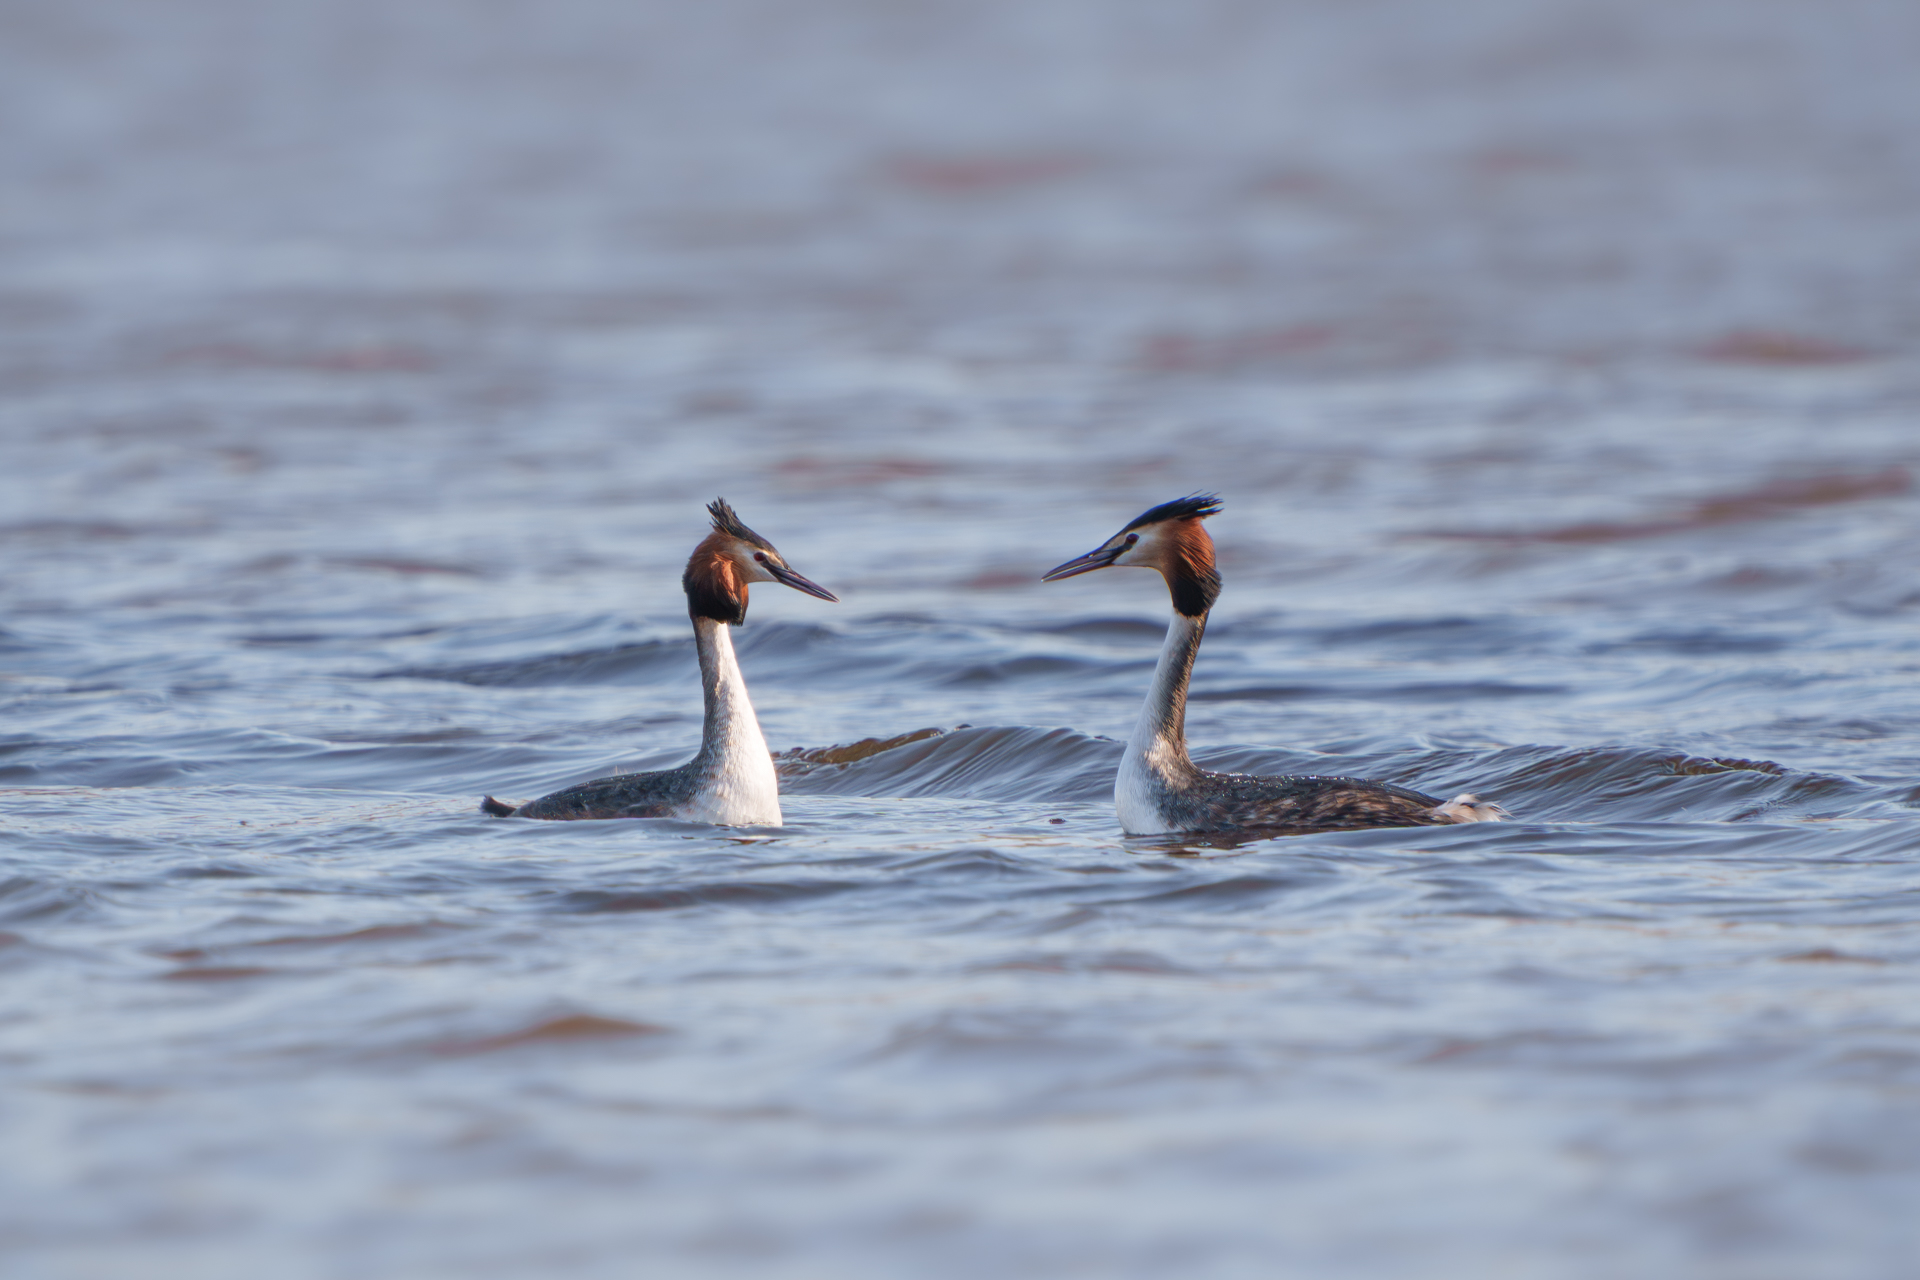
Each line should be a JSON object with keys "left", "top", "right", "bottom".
{"left": 1043, "top": 495, "right": 1506, "bottom": 835}
{"left": 481, "top": 500, "right": 837, "bottom": 825}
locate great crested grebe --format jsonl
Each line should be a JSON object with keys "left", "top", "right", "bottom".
{"left": 1043, "top": 495, "right": 1505, "bottom": 835}
{"left": 481, "top": 499, "right": 837, "bottom": 824}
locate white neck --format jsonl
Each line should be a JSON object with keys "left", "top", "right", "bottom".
{"left": 1115, "top": 611, "right": 1204, "bottom": 834}
{"left": 684, "top": 617, "right": 782, "bottom": 826}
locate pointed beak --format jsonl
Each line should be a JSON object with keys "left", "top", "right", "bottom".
{"left": 1042, "top": 545, "right": 1122, "bottom": 582}
{"left": 768, "top": 562, "right": 839, "bottom": 602}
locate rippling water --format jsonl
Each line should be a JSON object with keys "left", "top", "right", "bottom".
{"left": 6, "top": 1, "right": 1920, "bottom": 1276}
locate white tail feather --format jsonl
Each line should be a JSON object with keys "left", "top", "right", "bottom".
{"left": 1433, "top": 793, "right": 1506, "bottom": 823}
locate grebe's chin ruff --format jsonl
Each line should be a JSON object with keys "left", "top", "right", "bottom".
{"left": 481, "top": 499, "right": 838, "bottom": 826}
{"left": 1043, "top": 494, "right": 1505, "bottom": 835}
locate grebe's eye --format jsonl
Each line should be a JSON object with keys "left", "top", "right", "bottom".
{"left": 1124, "top": 534, "right": 1139, "bottom": 547}
{"left": 753, "top": 552, "right": 769, "bottom": 564}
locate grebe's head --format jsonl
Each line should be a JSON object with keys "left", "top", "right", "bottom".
{"left": 682, "top": 498, "right": 839, "bottom": 625}
{"left": 1042, "top": 494, "right": 1222, "bottom": 617}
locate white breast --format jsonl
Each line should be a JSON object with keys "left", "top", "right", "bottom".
{"left": 1114, "top": 736, "right": 1181, "bottom": 835}
{"left": 679, "top": 714, "right": 781, "bottom": 826}
{"left": 682, "top": 618, "right": 784, "bottom": 827}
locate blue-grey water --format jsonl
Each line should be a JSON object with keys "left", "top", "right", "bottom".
{"left": 5, "top": 1, "right": 1920, "bottom": 1276}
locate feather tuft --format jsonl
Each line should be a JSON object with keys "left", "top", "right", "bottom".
{"left": 1123, "top": 493, "right": 1222, "bottom": 532}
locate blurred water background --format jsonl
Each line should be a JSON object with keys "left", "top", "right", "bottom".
{"left": 5, "top": 1, "right": 1920, "bottom": 1276}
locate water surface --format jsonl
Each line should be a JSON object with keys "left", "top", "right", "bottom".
{"left": 5, "top": 1, "right": 1920, "bottom": 1276}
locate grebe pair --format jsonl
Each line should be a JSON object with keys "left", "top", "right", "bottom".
{"left": 483, "top": 496, "right": 1504, "bottom": 832}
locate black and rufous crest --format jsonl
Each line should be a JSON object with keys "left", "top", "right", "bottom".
{"left": 682, "top": 497, "right": 837, "bottom": 623}
{"left": 683, "top": 498, "right": 762, "bottom": 624}
{"left": 1042, "top": 493, "right": 1225, "bottom": 618}
{"left": 1140, "top": 495, "right": 1222, "bottom": 618}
